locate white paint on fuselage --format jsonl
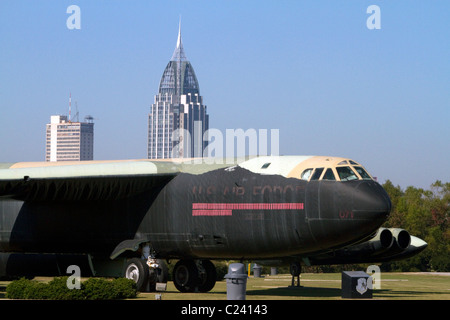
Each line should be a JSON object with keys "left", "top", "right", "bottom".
{"left": 238, "top": 155, "right": 314, "bottom": 177}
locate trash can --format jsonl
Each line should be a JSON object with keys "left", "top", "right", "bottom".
{"left": 224, "top": 263, "right": 248, "bottom": 300}
{"left": 253, "top": 264, "right": 262, "bottom": 278}
{"left": 341, "top": 271, "right": 373, "bottom": 299}
{"left": 270, "top": 267, "right": 277, "bottom": 276}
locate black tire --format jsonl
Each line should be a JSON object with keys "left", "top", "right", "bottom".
{"left": 123, "top": 258, "right": 149, "bottom": 292}
{"left": 197, "top": 260, "right": 217, "bottom": 293}
{"left": 173, "top": 259, "right": 199, "bottom": 293}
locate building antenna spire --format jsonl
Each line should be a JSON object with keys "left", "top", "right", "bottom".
{"left": 177, "top": 15, "right": 182, "bottom": 48}
{"left": 176, "top": 16, "right": 182, "bottom": 97}
{"left": 69, "top": 92, "right": 72, "bottom": 122}
{"left": 171, "top": 15, "right": 186, "bottom": 62}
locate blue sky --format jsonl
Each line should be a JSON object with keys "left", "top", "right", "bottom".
{"left": 0, "top": 0, "right": 449, "bottom": 189}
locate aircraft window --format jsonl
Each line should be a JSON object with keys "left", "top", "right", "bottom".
{"left": 322, "top": 168, "right": 336, "bottom": 181}
{"left": 354, "top": 166, "right": 372, "bottom": 180}
{"left": 311, "top": 168, "right": 324, "bottom": 181}
{"left": 261, "top": 163, "right": 271, "bottom": 169}
{"left": 337, "top": 160, "right": 348, "bottom": 165}
{"left": 301, "top": 168, "right": 313, "bottom": 181}
{"left": 349, "top": 160, "right": 359, "bottom": 165}
{"left": 336, "top": 166, "right": 358, "bottom": 181}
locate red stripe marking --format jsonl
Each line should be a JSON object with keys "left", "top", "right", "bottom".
{"left": 192, "top": 210, "right": 233, "bottom": 216}
{"left": 192, "top": 203, "right": 304, "bottom": 216}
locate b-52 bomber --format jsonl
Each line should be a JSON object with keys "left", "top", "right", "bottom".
{"left": 0, "top": 156, "right": 427, "bottom": 292}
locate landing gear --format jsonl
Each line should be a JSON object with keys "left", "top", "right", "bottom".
{"left": 124, "top": 257, "right": 149, "bottom": 291}
{"left": 173, "top": 259, "right": 198, "bottom": 292}
{"left": 290, "top": 261, "right": 302, "bottom": 287}
{"left": 123, "top": 257, "right": 168, "bottom": 292}
{"left": 197, "top": 259, "right": 217, "bottom": 292}
{"left": 148, "top": 258, "right": 168, "bottom": 291}
{"left": 172, "top": 259, "right": 217, "bottom": 293}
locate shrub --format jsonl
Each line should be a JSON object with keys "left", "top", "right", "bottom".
{"left": 110, "top": 277, "right": 137, "bottom": 299}
{"left": 213, "top": 261, "right": 229, "bottom": 280}
{"left": 47, "top": 276, "right": 85, "bottom": 300}
{"left": 83, "top": 278, "right": 115, "bottom": 300}
{"left": 6, "top": 277, "right": 137, "bottom": 300}
{"left": 6, "top": 278, "right": 35, "bottom": 299}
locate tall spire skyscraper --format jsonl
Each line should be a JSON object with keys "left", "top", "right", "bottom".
{"left": 148, "top": 23, "right": 209, "bottom": 159}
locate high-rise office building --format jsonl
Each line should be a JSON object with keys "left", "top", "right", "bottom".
{"left": 148, "top": 24, "right": 209, "bottom": 159}
{"left": 45, "top": 115, "right": 94, "bottom": 162}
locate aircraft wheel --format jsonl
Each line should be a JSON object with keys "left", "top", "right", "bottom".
{"left": 197, "top": 260, "right": 217, "bottom": 292}
{"left": 173, "top": 259, "right": 199, "bottom": 293}
{"left": 124, "top": 258, "right": 149, "bottom": 292}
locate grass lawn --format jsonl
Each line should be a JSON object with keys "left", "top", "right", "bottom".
{"left": 136, "top": 272, "right": 450, "bottom": 300}
{"left": 1, "top": 272, "right": 449, "bottom": 300}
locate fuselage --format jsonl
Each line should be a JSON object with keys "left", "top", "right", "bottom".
{"left": 142, "top": 165, "right": 391, "bottom": 259}
{"left": 0, "top": 156, "right": 391, "bottom": 261}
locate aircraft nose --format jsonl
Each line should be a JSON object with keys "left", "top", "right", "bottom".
{"left": 353, "top": 180, "right": 391, "bottom": 221}
{"left": 305, "top": 180, "right": 392, "bottom": 251}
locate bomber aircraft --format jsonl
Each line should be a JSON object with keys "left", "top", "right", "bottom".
{"left": 0, "top": 156, "right": 427, "bottom": 292}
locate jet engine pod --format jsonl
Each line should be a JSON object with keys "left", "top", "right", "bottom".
{"left": 372, "top": 228, "right": 411, "bottom": 258}
{"left": 389, "top": 228, "right": 411, "bottom": 250}
{"left": 346, "top": 227, "right": 393, "bottom": 256}
{"left": 374, "top": 228, "right": 394, "bottom": 250}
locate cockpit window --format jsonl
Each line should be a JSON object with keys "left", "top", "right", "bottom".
{"left": 336, "top": 166, "right": 358, "bottom": 181}
{"left": 310, "top": 168, "right": 324, "bottom": 181}
{"left": 354, "top": 166, "right": 372, "bottom": 180}
{"left": 322, "top": 168, "right": 336, "bottom": 181}
{"left": 337, "top": 160, "right": 348, "bottom": 165}
{"left": 301, "top": 168, "right": 313, "bottom": 181}
{"left": 349, "top": 160, "right": 359, "bottom": 165}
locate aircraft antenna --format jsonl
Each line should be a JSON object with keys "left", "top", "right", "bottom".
{"left": 74, "top": 101, "right": 79, "bottom": 122}
{"left": 84, "top": 115, "right": 96, "bottom": 123}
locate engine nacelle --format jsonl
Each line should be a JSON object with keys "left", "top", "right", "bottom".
{"left": 390, "top": 228, "right": 411, "bottom": 250}
{"left": 306, "top": 227, "right": 420, "bottom": 265}
{"left": 372, "top": 227, "right": 394, "bottom": 252}
{"left": 374, "top": 228, "right": 411, "bottom": 258}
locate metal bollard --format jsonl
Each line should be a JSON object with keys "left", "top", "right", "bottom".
{"left": 253, "top": 264, "right": 262, "bottom": 278}
{"left": 270, "top": 267, "right": 277, "bottom": 276}
{"left": 224, "top": 263, "right": 248, "bottom": 300}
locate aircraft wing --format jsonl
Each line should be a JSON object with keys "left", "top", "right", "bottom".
{"left": 0, "top": 160, "right": 181, "bottom": 201}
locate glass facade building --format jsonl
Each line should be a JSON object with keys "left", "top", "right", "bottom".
{"left": 148, "top": 25, "right": 209, "bottom": 159}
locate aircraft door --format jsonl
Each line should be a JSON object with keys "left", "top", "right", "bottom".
{"left": 319, "top": 181, "right": 336, "bottom": 220}
{"left": 305, "top": 181, "right": 319, "bottom": 220}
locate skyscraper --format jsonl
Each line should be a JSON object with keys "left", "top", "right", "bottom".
{"left": 148, "top": 24, "right": 209, "bottom": 159}
{"left": 45, "top": 115, "right": 94, "bottom": 162}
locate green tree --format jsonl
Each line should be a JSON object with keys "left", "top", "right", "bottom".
{"left": 381, "top": 180, "right": 449, "bottom": 272}
{"left": 382, "top": 180, "right": 404, "bottom": 228}
{"left": 425, "top": 181, "right": 449, "bottom": 271}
